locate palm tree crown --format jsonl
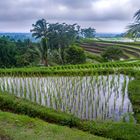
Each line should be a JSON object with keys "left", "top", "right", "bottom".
{"left": 30, "top": 19, "right": 49, "bottom": 66}
{"left": 126, "top": 9, "right": 140, "bottom": 38}
{"left": 30, "top": 19, "right": 49, "bottom": 39}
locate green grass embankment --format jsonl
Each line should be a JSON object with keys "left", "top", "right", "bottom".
{"left": 0, "top": 93, "right": 140, "bottom": 140}
{"left": 0, "top": 61, "right": 139, "bottom": 76}
{"left": 0, "top": 111, "right": 108, "bottom": 140}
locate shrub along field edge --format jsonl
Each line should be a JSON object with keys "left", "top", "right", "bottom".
{"left": 128, "top": 79, "right": 140, "bottom": 123}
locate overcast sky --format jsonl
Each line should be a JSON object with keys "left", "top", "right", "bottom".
{"left": 0, "top": 0, "right": 140, "bottom": 33}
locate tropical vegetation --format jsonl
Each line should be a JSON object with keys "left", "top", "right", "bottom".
{"left": 0, "top": 9, "right": 140, "bottom": 140}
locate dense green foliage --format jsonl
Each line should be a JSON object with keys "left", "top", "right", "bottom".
{"left": 0, "top": 37, "right": 39, "bottom": 68}
{"left": 0, "top": 93, "right": 140, "bottom": 140}
{"left": 30, "top": 19, "right": 81, "bottom": 65}
{"left": 0, "top": 37, "right": 17, "bottom": 67}
{"left": 81, "top": 27, "right": 96, "bottom": 38}
{"left": 0, "top": 36, "right": 88, "bottom": 68}
{"left": 128, "top": 79, "right": 140, "bottom": 123}
{"left": 65, "top": 45, "right": 86, "bottom": 64}
{"left": 101, "top": 46, "right": 123, "bottom": 60}
{"left": 0, "top": 21, "right": 97, "bottom": 68}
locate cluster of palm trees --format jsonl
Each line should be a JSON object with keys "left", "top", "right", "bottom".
{"left": 30, "top": 19, "right": 96, "bottom": 66}
{"left": 30, "top": 19, "right": 81, "bottom": 66}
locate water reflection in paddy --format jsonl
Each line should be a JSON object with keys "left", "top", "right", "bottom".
{"left": 0, "top": 74, "right": 134, "bottom": 121}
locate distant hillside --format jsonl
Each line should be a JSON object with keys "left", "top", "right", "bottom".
{"left": 95, "top": 33, "right": 124, "bottom": 38}
{"left": 0, "top": 32, "right": 123, "bottom": 42}
{"left": 0, "top": 33, "right": 38, "bottom": 42}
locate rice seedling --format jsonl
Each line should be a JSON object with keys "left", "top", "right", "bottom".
{"left": 0, "top": 71, "right": 135, "bottom": 122}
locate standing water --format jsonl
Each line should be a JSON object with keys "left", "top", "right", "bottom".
{"left": 0, "top": 74, "right": 134, "bottom": 121}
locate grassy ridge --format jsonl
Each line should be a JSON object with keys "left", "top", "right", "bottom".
{"left": 0, "top": 60, "right": 139, "bottom": 76}
{"left": 0, "top": 93, "right": 140, "bottom": 140}
{"left": 0, "top": 111, "right": 108, "bottom": 140}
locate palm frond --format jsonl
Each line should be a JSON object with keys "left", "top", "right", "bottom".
{"left": 134, "top": 9, "right": 140, "bottom": 21}
{"left": 126, "top": 22, "right": 140, "bottom": 38}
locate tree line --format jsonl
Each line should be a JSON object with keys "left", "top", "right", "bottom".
{"left": 30, "top": 19, "right": 96, "bottom": 66}
{"left": 0, "top": 20, "right": 96, "bottom": 68}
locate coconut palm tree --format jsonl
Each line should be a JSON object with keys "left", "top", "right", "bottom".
{"left": 30, "top": 19, "right": 49, "bottom": 66}
{"left": 126, "top": 9, "right": 140, "bottom": 39}
{"left": 30, "top": 19, "right": 49, "bottom": 39}
{"left": 27, "top": 38, "right": 48, "bottom": 66}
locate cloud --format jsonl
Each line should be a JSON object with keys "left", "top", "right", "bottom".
{"left": 53, "top": 0, "right": 94, "bottom": 9}
{"left": 0, "top": 0, "right": 140, "bottom": 32}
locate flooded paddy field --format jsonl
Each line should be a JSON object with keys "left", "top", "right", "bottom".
{"left": 0, "top": 74, "right": 134, "bottom": 121}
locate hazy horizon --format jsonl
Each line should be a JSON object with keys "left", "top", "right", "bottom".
{"left": 0, "top": 0, "right": 140, "bottom": 33}
{"left": 0, "top": 32, "right": 123, "bottom": 34}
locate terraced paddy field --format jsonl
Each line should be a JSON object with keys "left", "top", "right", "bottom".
{"left": 0, "top": 74, "right": 134, "bottom": 121}
{"left": 0, "top": 61, "right": 140, "bottom": 140}
{"left": 79, "top": 40, "right": 140, "bottom": 59}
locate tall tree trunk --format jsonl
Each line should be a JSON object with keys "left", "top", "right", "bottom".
{"left": 41, "top": 58, "right": 48, "bottom": 66}
{"left": 44, "top": 59, "right": 48, "bottom": 66}
{"left": 60, "top": 47, "right": 65, "bottom": 64}
{"left": 42, "top": 59, "right": 48, "bottom": 66}
{"left": 41, "top": 38, "right": 48, "bottom": 66}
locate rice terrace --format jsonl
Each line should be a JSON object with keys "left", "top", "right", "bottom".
{"left": 0, "top": 0, "right": 140, "bottom": 140}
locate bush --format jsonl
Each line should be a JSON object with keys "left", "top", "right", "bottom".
{"left": 128, "top": 79, "right": 140, "bottom": 123}
{"left": 65, "top": 45, "right": 86, "bottom": 64}
{"left": 101, "top": 46, "right": 123, "bottom": 61}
